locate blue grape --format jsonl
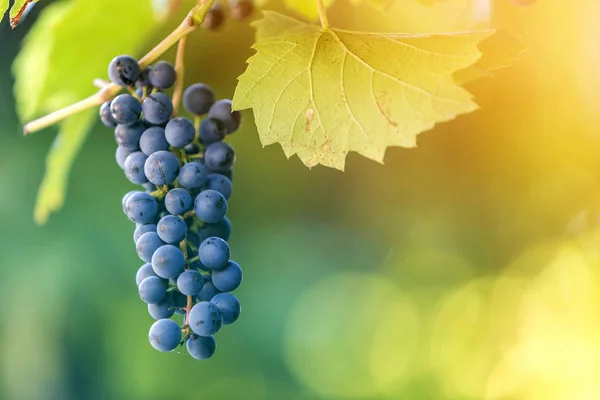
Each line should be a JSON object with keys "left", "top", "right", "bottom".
{"left": 211, "top": 261, "right": 242, "bottom": 292}
{"left": 125, "top": 192, "right": 158, "bottom": 224}
{"left": 194, "top": 190, "right": 227, "bottom": 223}
{"left": 100, "top": 101, "right": 117, "bottom": 128}
{"left": 198, "top": 217, "right": 231, "bottom": 242}
{"left": 188, "top": 302, "right": 222, "bottom": 336}
{"left": 142, "top": 92, "right": 173, "bottom": 125}
{"left": 199, "top": 118, "right": 226, "bottom": 145}
{"left": 184, "top": 142, "right": 200, "bottom": 155}
{"left": 152, "top": 245, "right": 185, "bottom": 279}
{"left": 136, "top": 232, "right": 165, "bottom": 263}
{"left": 133, "top": 224, "right": 157, "bottom": 243}
{"left": 108, "top": 55, "right": 140, "bottom": 87}
{"left": 122, "top": 190, "right": 140, "bottom": 214}
{"left": 164, "top": 188, "right": 193, "bottom": 215}
{"left": 144, "top": 150, "right": 180, "bottom": 185}
{"left": 115, "top": 146, "right": 135, "bottom": 170}
{"left": 204, "top": 141, "right": 235, "bottom": 172}
{"left": 148, "top": 297, "right": 175, "bottom": 320}
{"left": 186, "top": 334, "right": 216, "bottom": 360}
{"left": 207, "top": 99, "right": 241, "bottom": 133}
{"left": 178, "top": 162, "right": 208, "bottom": 190}
{"left": 110, "top": 94, "right": 141, "bottom": 126}
{"left": 135, "top": 263, "right": 158, "bottom": 286}
{"left": 177, "top": 270, "right": 204, "bottom": 296}
{"left": 139, "top": 127, "right": 169, "bottom": 156}
{"left": 205, "top": 173, "right": 232, "bottom": 199}
{"left": 137, "top": 66, "right": 151, "bottom": 87}
{"left": 156, "top": 215, "right": 187, "bottom": 244}
{"left": 138, "top": 276, "right": 167, "bottom": 304}
{"left": 123, "top": 151, "right": 149, "bottom": 185}
{"left": 198, "top": 237, "right": 230, "bottom": 270}
{"left": 211, "top": 293, "right": 240, "bottom": 325}
{"left": 148, "top": 319, "right": 181, "bottom": 352}
{"left": 149, "top": 61, "right": 176, "bottom": 89}
{"left": 171, "top": 290, "right": 187, "bottom": 315}
{"left": 114, "top": 122, "right": 145, "bottom": 150}
{"left": 183, "top": 83, "right": 215, "bottom": 115}
{"left": 165, "top": 117, "right": 195, "bottom": 148}
{"left": 197, "top": 279, "right": 221, "bottom": 301}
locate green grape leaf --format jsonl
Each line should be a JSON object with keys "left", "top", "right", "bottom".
{"left": 13, "top": 0, "right": 156, "bottom": 223}
{"left": 0, "top": 0, "right": 8, "bottom": 23}
{"left": 283, "top": 0, "right": 335, "bottom": 21}
{"left": 34, "top": 111, "right": 94, "bottom": 225}
{"left": 233, "top": 12, "right": 522, "bottom": 170}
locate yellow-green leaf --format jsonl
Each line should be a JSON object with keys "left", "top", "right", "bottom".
{"left": 34, "top": 111, "right": 94, "bottom": 225}
{"left": 7, "top": 0, "right": 38, "bottom": 28}
{"left": 14, "top": 0, "right": 156, "bottom": 222}
{"left": 283, "top": 0, "right": 335, "bottom": 21}
{"left": 234, "top": 12, "right": 499, "bottom": 170}
{"left": 0, "top": 0, "right": 8, "bottom": 23}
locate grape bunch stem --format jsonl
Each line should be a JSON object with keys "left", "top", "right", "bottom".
{"left": 22, "top": 0, "right": 217, "bottom": 135}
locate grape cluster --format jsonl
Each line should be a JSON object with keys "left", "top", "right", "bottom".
{"left": 202, "top": 0, "right": 254, "bottom": 31}
{"left": 100, "top": 55, "right": 243, "bottom": 360}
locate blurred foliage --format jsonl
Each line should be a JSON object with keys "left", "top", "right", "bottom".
{"left": 2, "top": 0, "right": 600, "bottom": 399}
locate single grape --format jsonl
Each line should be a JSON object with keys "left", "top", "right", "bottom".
{"left": 110, "top": 94, "right": 141, "bottom": 126}
{"left": 202, "top": 3, "right": 225, "bottom": 31}
{"left": 230, "top": 0, "right": 253, "bottom": 20}
{"left": 211, "top": 292, "right": 240, "bottom": 325}
{"left": 139, "top": 127, "right": 169, "bottom": 156}
{"left": 123, "top": 151, "right": 149, "bottom": 185}
{"left": 211, "top": 261, "right": 242, "bottom": 292}
{"left": 149, "top": 61, "right": 176, "bottom": 89}
{"left": 114, "top": 122, "right": 145, "bottom": 150}
{"left": 148, "top": 319, "right": 181, "bottom": 352}
{"left": 197, "top": 217, "right": 232, "bottom": 242}
{"left": 115, "top": 146, "right": 135, "bottom": 170}
{"left": 177, "top": 270, "right": 204, "bottom": 296}
{"left": 164, "top": 188, "right": 193, "bottom": 215}
{"left": 188, "top": 301, "right": 222, "bottom": 336}
{"left": 186, "top": 334, "right": 216, "bottom": 360}
{"left": 136, "top": 232, "right": 165, "bottom": 263}
{"left": 157, "top": 215, "right": 187, "bottom": 244}
{"left": 142, "top": 92, "right": 173, "bottom": 125}
{"left": 108, "top": 55, "right": 141, "bottom": 87}
{"left": 183, "top": 83, "right": 215, "bottom": 115}
{"left": 178, "top": 162, "right": 208, "bottom": 190}
{"left": 197, "top": 279, "right": 221, "bottom": 301}
{"left": 152, "top": 245, "right": 185, "bottom": 279}
{"left": 205, "top": 173, "right": 232, "bottom": 199}
{"left": 184, "top": 142, "right": 201, "bottom": 155}
{"left": 148, "top": 296, "right": 175, "bottom": 320}
{"left": 199, "top": 237, "right": 230, "bottom": 270}
{"left": 125, "top": 192, "right": 158, "bottom": 224}
{"left": 171, "top": 290, "right": 187, "bottom": 315}
{"left": 199, "top": 118, "right": 226, "bottom": 145}
{"left": 133, "top": 224, "right": 157, "bottom": 243}
{"left": 208, "top": 99, "right": 241, "bottom": 133}
{"left": 204, "top": 141, "right": 235, "bottom": 172}
{"left": 122, "top": 190, "right": 140, "bottom": 214}
{"left": 135, "top": 263, "right": 158, "bottom": 286}
{"left": 100, "top": 101, "right": 117, "bottom": 128}
{"left": 139, "top": 276, "right": 167, "bottom": 304}
{"left": 194, "top": 190, "right": 227, "bottom": 223}
{"left": 165, "top": 117, "right": 195, "bottom": 148}
{"left": 144, "top": 150, "right": 180, "bottom": 185}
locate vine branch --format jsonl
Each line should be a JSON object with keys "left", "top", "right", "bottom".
{"left": 172, "top": 36, "right": 187, "bottom": 116}
{"left": 23, "top": 0, "right": 216, "bottom": 135}
{"left": 316, "top": 0, "right": 330, "bottom": 30}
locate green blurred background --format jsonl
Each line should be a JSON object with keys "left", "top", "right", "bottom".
{"left": 2, "top": 0, "right": 600, "bottom": 399}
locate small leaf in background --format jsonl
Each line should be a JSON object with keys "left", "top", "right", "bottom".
{"left": 34, "top": 111, "right": 95, "bottom": 225}
{"left": 8, "top": 0, "right": 37, "bottom": 28}
{"left": 234, "top": 12, "right": 523, "bottom": 170}
{"left": 13, "top": 0, "right": 156, "bottom": 223}
{"left": 0, "top": 0, "right": 8, "bottom": 23}
{"left": 283, "top": 0, "right": 335, "bottom": 21}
